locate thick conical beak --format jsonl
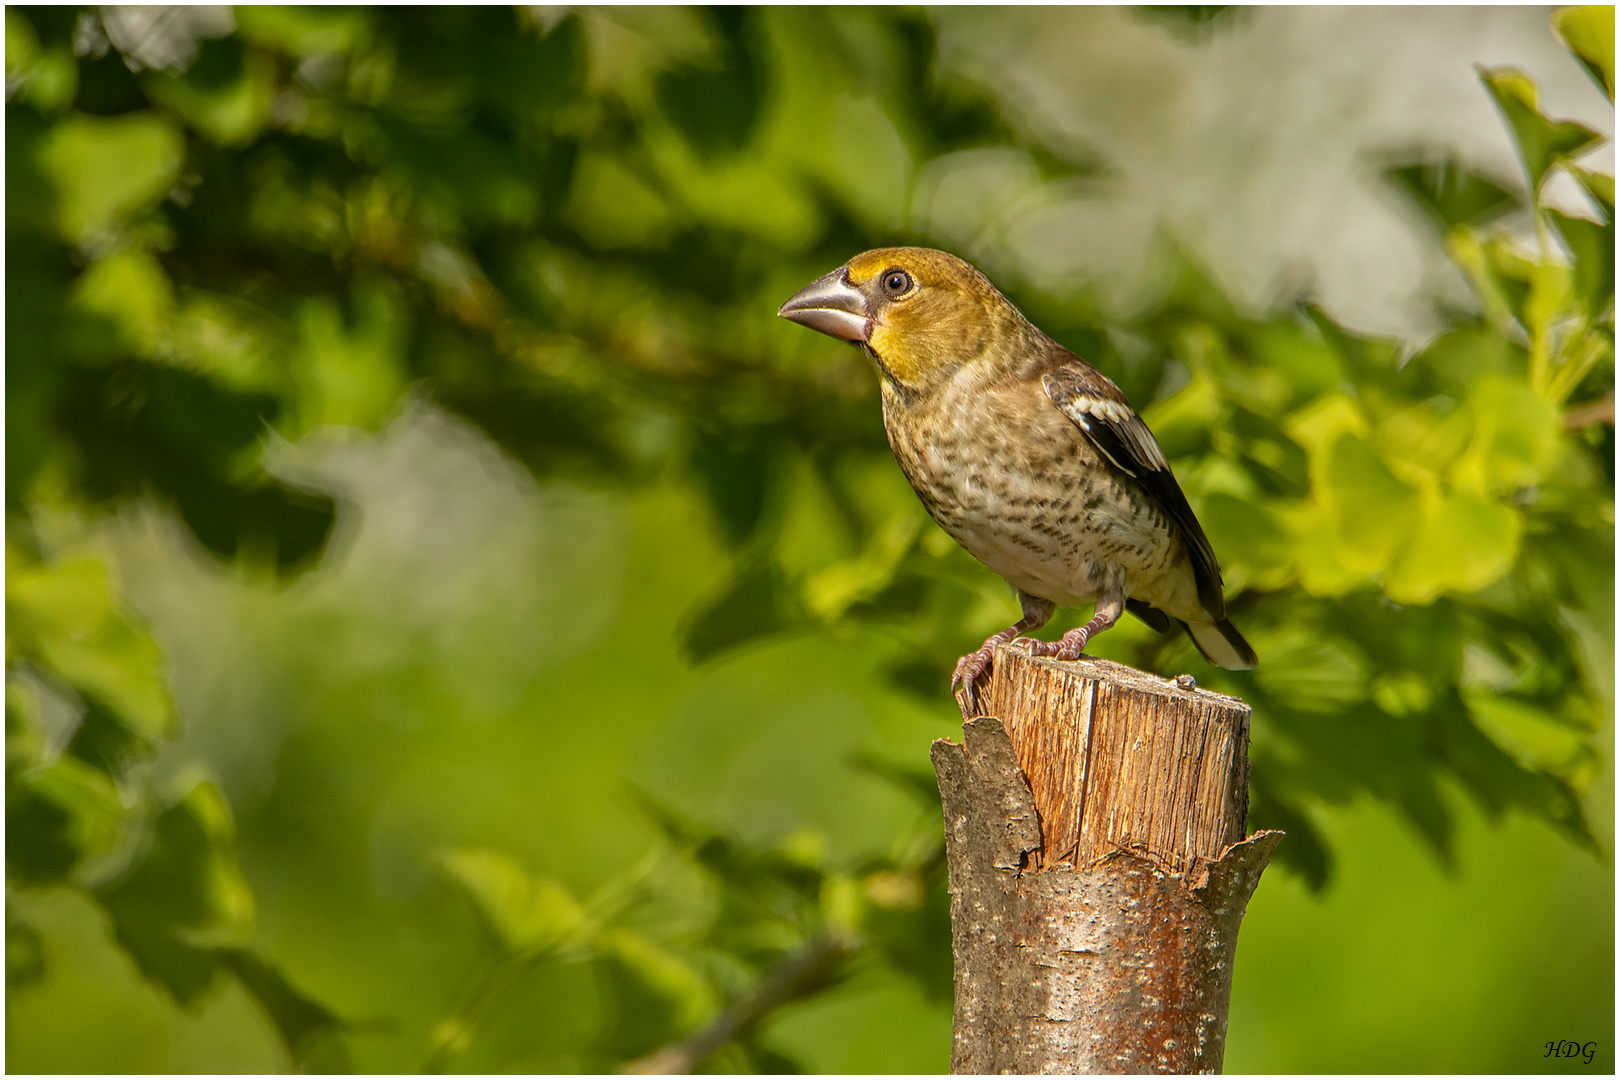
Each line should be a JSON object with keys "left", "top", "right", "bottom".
{"left": 777, "top": 268, "right": 871, "bottom": 343}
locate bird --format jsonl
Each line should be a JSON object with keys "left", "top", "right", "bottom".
{"left": 777, "top": 247, "right": 1256, "bottom": 714}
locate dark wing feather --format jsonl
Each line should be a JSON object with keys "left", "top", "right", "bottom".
{"left": 1042, "top": 365, "right": 1227, "bottom": 618}
{"left": 1125, "top": 597, "right": 1171, "bottom": 634}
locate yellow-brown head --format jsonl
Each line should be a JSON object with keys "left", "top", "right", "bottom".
{"left": 778, "top": 247, "right": 1032, "bottom": 396}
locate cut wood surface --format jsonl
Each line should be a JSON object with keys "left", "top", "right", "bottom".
{"left": 984, "top": 643, "right": 1251, "bottom": 873}
{"left": 933, "top": 643, "right": 1281, "bottom": 1074}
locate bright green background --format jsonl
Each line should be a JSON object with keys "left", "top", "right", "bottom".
{"left": 6, "top": 5, "right": 1613, "bottom": 1073}
{"left": 10, "top": 466, "right": 1614, "bottom": 1072}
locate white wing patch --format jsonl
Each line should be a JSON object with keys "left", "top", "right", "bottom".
{"left": 1067, "top": 394, "right": 1132, "bottom": 426}
{"left": 1045, "top": 380, "right": 1170, "bottom": 475}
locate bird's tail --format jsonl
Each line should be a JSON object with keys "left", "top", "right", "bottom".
{"left": 1182, "top": 617, "right": 1258, "bottom": 670}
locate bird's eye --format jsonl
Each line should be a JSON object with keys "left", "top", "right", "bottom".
{"left": 882, "top": 269, "right": 913, "bottom": 296}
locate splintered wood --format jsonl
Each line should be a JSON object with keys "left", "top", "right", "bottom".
{"left": 983, "top": 642, "right": 1250, "bottom": 874}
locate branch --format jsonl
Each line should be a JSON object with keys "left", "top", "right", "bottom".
{"left": 1565, "top": 392, "right": 1615, "bottom": 430}
{"left": 620, "top": 932, "right": 860, "bottom": 1074}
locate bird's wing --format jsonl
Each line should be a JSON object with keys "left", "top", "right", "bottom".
{"left": 1124, "top": 597, "right": 1170, "bottom": 633}
{"left": 1042, "top": 365, "right": 1226, "bottom": 618}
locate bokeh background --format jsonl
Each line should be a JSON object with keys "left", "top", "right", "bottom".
{"left": 6, "top": 5, "right": 1614, "bottom": 1073}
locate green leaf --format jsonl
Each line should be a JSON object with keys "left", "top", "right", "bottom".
{"left": 1383, "top": 158, "right": 1519, "bottom": 230}
{"left": 287, "top": 281, "right": 410, "bottom": 434}
{"left": 1383, "top": 489, "right": 1522, "bottom": 605}
{"left": 1133, "top": 6, "right": 1243, "bottom": 41}
{"left": 1369, "top": 670, "right": 1434, "bottom": 717}
{"left": 628, "top": 789, "right": 824, "bottom": 933}
{"left": 594, "top": 928, "right": 715, "bottom": 1061}
{"left": 1199, "top": 493, "right": 1295, "bottom": 589}
{"left": 656, "top": 8, "right": 760, "bottom": 160}
{"left": 1242, "top": 320, "right": 1347, "bottom": 405}
{"left": 6, "top": 549, "right": 176, "bottom": 742}
{"left": 219, "top": 949, "right": 351, "bottom": 1072}
{"left": 1252, "top": 634, "right": 1369, "bottom": 713}
{"left": 563, "top": 151, "right": 677, "bottom": 250}
{"left": 44, "top": 363, "right": 337, "bottom": 574}
{"left": 1374, "top": 398, "right": 1474, "bottom": 483}
{"left": 1319, "top": 433, "right": 1420, "bottom": 573}
{"left": 64, "top": 248, "right": 175, "bottom": 361}
{"left": 1548, "top": 208, "right": 1616, "bottom": 317}
{"left": 1280, "top": 500, "right": 1371, "bottom": 597}
{"left": 802, "top": 509, "right": 920, "bottom": 622}
{"left": 1451, "top": 375, "right": 1563, "bottom": 492}
{"left": 1476, "top": 235, "right": 1537, "bottom": 330}
{"left": 437, "top": 848, "right": 587, "bottom": 957}
{"left": 5, "top": 755, "right": 124, "bottom": 885}
{"left": 5, "top": 11, "right": 76, "bottom": 112}
{"left": 1478, "top": 67, "right": 1604, "bottom": 192}
{"left": 35, "top": 112, "right": 185, "bottom": 244}
{"left": 680, "top": 561, "right": 795, "bottom": 663}
{"left": 475, "top": 14, "right": 587, "bottom": 112}
{"left": 1412, "top": 328, "right": 1521, "bottom": 394}
{"left": 1140, "top": 369, "right": 1223, "bottom": 458}
{"left": 5, "top": 9, "right": 39, "bottom": 79}
{"left": 691, "top": 425, "right": 780, "bottom": 547}
{"left": 232, "top": 6, "right": 371, "bottom": 55}
{"left": 95, "top": 783, "right": 256, "bottom": 1006}
{"left": 775, "top": 454, "right": 859, "bottom": 579}
{"left": 1284, "top": 391, "right": 1367, "bottom": 463}
{"left": 1436, "top": 704, "right": 1598, "bottom": 855}
{"left": 1570, "top": 166, "right": 1615, "bottom": 220}
{"left": 860, "top": 869, "right": 952, "bottom": 1003}
{"left": 376, "top": 117, "right": 540, "bottom": 229}
{"left": 141, "top": 39, "right": 275, "bottom": 148}
{"left": 1553, "top": 5, "right": 1615, "bottom": 102}
{"left": 1465, "top": 690, "right": 1602, "bottom": 792}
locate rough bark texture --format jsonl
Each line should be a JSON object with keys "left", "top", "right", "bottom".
{"left": 932, "top": 644, "right": 1281, "bottom": 1074}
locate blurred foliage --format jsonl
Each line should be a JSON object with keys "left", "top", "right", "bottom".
{"left": 5, "top": 5, "right": 1612, "bottom": 1073}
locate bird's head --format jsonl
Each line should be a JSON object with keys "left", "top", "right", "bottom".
{"left": 777, "top": 247, "right": 1026, "bottom": 396}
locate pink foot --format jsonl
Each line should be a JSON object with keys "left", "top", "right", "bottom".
{"left": 950, "top": 599, "right": 1057, "bottom": 719}
{"left": 1022, "top": 626, "right": 1091, "bottom": 662}
{"left": 950, "top": 643, "right": 999, "bottom": 718}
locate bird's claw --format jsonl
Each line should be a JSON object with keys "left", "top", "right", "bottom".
{"left": 1020, "top": 637, "right": 1062, "bottom": 658}
{"left": 954, "top": 627, "right": 1089, "bottom": 718}
{"left": 1054, "top": 626, "right": 1090, "bottom": 662}
{"left": 1023, "top": 627, "right": 1090, "bottom": 663}
{"left": 950, "top": 645, "right": 997, "bottom": 719}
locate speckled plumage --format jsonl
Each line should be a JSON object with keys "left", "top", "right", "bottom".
{"left": 779, "top": 247, "right": 1255, "bottom": 710}
{"left": 881, "top": 356, "right": 1198, "bottom": 619}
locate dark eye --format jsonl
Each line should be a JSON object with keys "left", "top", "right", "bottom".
{"left": 881, "top": 269, "right": 913, "bottom": 296}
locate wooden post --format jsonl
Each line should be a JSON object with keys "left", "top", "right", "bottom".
{"left": 930, "top": 642, "right": 1282, "bottom": 1075}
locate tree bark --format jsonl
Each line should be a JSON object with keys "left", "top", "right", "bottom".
{"left": 931, "top": 643, "right": 1281, "bottom": 1074}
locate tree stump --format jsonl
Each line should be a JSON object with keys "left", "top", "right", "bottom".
{"left": 930, "top": 642, "right": 1282, "bottom": 1075}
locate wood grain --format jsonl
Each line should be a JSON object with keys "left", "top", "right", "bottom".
{"left": 985, "top": 642, "right": 1251, "bottom": 874}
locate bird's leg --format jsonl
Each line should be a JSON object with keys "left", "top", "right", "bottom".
{"left": 952, "top": 592, "right": 1054, "bottom": 719}
{"left": 1022, "top": 572, "right": 1126, "bottom": 663}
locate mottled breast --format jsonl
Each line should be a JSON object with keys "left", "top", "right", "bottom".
{"left": 881, "top": 373, "right": 1194, "bottom": 613}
